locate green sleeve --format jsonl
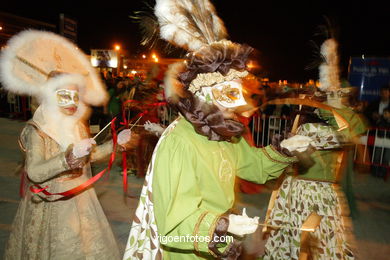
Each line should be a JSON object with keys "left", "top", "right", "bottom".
{"left": 319, "top": 108, "right": 368, "bottom": 140}
{"left": 336, "top": 108, "right": 368, "bottom": 138}
{"left": 23, "top": 126, "right": 70, "bottom": 183}
{"left": 152, "top": 136, "right": 220, "bottom": 254}
{"left": 235, "top": 138, "right": 297, "bottom": 184}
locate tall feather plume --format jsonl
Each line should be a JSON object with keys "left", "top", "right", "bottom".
{"left": 304, "top": 39, "right": 325, "bottom": 71}
{"left": 318, "top": 38, "right": 341, "bottom": 92}
{"left": 154, "top": 0, "right": 228, "bottom": 52}
{"left": 305, "top": 16, "right": 338, "bottom": 71}
{"left": 131, "top": 9, "right": 160, "bottom": 48}
{"left": 130, "top": 3, "right": 180, "bottom": 54}
{"left": 305, "top": 16, "right": 339, "bottom": 70}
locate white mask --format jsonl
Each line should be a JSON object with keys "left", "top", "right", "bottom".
{"left": 201, "top": 80, "right": 247, "bottom": 108}
{"left": 56, "top": 89, "right": 79, "bottom": 107}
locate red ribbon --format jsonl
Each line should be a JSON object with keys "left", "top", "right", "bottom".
{"left": 122, "top": 151, "right": 127, "bottom": 195}
{"left": 119, "top": 99, "right": 167, "bottom": 195}
{"left": 29, "top": 99, "right": 168, "bottom": 199}
{"left": 29, "top": 117, "right": 118, "bottom": 199}
{"left": 30, "top": 169, "right": 108, "bottom": 198}
{"left": 121, "top": 99, "right": 167, "bottom": 126}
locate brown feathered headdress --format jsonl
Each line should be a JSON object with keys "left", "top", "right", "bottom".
{"left": 151, "top": 0, "right": 258, "bottom": 141}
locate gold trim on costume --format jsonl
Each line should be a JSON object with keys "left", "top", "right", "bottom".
{"left": 16, "top": 55, "right": 49, "bottom": 77}
{"left": 193, "top": 211, "right": 210, "bottom": 252}
{"left": 262, "top": 146, "right": 292, "bottom": 165}
{"left": 207, "top": 214, "right": 223, "bottom": 258}
{"left": 18, "top": 138, "right": 27, "bottom": 152}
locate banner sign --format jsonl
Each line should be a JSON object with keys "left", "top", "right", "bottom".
{"left": 90, "top": 49, "right": 118, "bottom": 68}
{"left": 348, "top": 57, "right": 390, "bottom": 101}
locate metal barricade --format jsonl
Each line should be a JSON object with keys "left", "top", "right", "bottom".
{"left": 5, "top": 93, "right": 31, "bottom": 120}
{"left": 249, "top": 114, "right": 390, "bottom": 174}
{"left": 158, "top": 105, "right": 177, "bottom": 127}
{"left": 356, "top": 128, "right": 390, "bottom": 170}
{"left": 250, "top": 114, "right": 291, "bottom": 147}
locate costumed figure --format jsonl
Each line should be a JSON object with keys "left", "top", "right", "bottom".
{"left": 0, "top": 30, "right": 133, "bottom": 260}
{"left": 262, "top": 37, "right": 367, "bottom": 260}
{"left": 122, "top": 66, "right": 165, "bottom": 177}
{"left": 122, "top": 1, "right": 314, "bottom": 259}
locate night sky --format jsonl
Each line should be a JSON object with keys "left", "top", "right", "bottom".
{"left": 2, "top": 0, "right": 389, "bottom": 82}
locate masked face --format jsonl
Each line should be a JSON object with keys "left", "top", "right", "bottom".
{"left": 210, "top": 76, "right": 262, "bottom": 118}
{"left": 202, "top": 80, "right": 247, "bottom": 108}
{"left": 56, "top": 85, "right": 79, "bottom": 115}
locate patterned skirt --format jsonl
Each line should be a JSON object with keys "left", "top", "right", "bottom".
{"left": 263, "top": 176, "right": 355, "bottom": 260}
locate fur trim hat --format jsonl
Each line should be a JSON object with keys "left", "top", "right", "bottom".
{"left": 0, "top": 29, "right": 107, "bottom": 106}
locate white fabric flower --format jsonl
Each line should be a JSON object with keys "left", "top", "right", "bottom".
{"left": 227, "top": 208, "right": 259, "bottom": 236}
{"left": 280, "top": 135, "right": 314, "bottom": 152}
{"left": 144, "top": 121, "right": 165, "bottom": 136}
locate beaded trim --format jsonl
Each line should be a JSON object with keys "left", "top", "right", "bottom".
{"left": 188, "top": 69, "right": 248, "bottom": 93}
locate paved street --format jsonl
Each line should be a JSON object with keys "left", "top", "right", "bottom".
{"left": 0, "top": 117, "right": 390, "bottom": 259}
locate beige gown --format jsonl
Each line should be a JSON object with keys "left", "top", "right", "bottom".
{"left": 4, "top": 121, "right": 121, "bottom": 260}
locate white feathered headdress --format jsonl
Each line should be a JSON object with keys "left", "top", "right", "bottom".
{"left": 146, "top": 0, "right": 256, "bottom": 142}
{"left": 318, "top": 38, "right": 341, "bottom": 92}
{"left": 0, "top": 30, "right": 108, "bottom": 106}
{"left": 154, "top": 0, "right": 227, "bottom": 52}
{"left": 151, "top": 0, "right": 254, "bottom": 106}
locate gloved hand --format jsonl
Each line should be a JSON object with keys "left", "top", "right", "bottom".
{"left": 280, "top": 134, "right": 314, "bottom": 153}
{"left": 72, "top": 138, "right": 96, "bottom": 158}
{"left": 117, "top": 129, "right": 132, "bottom": 145}
{"left": 144, "top": 121, "right": 165, "bottom": 136}
{"left": 209, "top": 213, "right": 243, "bottom": 259}
{"left": 271, "top": 133, "right": 293, "bottom": 157}
{"left": 227, "top": 208, "right": 259, "bottom": 236}
{"left": 66, "top": 139, "right": 96, "bottom": 169}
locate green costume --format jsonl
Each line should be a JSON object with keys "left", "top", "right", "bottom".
{"left": 321, "top": 107, "right": 368, "bottom": 218}
{"left": 263, "top": 106, "right": 367, "bottom": 260}
{"left": 124, "top": 117, "right": 296, "bottom": 259}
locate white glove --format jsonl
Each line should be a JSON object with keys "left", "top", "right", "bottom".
{"left": 280, "top": 134, "right": 314, "bottom": 152}
{"left": 144, "top": 121, "right": 165, "bottom": 136}
{"left": 227, "top": 208, "right": 259, "bottom": 236}
{"left": 72, "top": 138, "right": 96, "bottom": 158}
{"left": 117, "top": 129, "right": 132, "bottom": 145}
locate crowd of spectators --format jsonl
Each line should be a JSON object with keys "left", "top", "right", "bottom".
{"left": 1, "top": 75, "right": 389, "bottom": 179}
{"left": 258, "top": 81, "right": 390, "bottom": 179}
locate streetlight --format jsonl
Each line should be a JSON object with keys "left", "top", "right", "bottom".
{"left": 114, "top": 44, "right": 121, "bottom": 76}
{"left": 152, "top": 53, "right": 159, "bottom": 63}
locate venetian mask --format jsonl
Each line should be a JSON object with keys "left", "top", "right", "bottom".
{"left": 201, "top": 80, "right": 247, "bottom": 108}
{"left": 56, "top": 89, "right": 79, "bottom": 107}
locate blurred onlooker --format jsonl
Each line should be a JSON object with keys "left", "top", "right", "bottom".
{"left": 0, "top": 85, "right": 9, "bottom": 117}
{"left": 89, "top": 72, "right": 111, "bottom": 136}
{"left": 364, "top": 85, "right": 390, "bottom": 126}
{"left": 378, "top": 106, "right": 390, "bottom": 132}
{"left": 372, "top": 106, "right": 390, "bottom": 178}
{"left": 107, "top": 77, "right": 126, "bottom": 119}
